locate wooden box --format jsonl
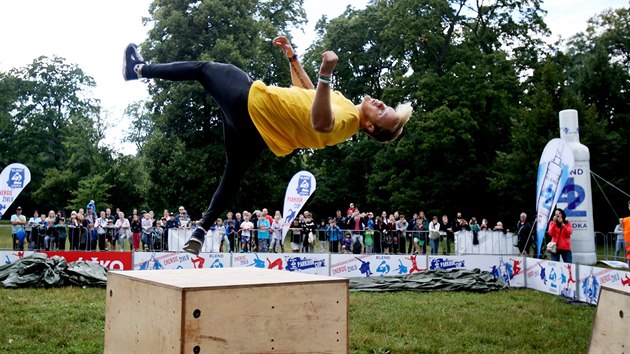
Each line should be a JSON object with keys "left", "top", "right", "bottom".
{"left": 104, "top": 268, "right": 348, "bottom": 353}
{"left": 588, "top": 285, "right": 630, "bottom": 353}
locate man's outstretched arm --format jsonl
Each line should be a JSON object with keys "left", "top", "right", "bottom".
{"left": 272, "top": 36, "right": 314, "bottom": 90}
{"left": 310, "top": 51, "right": 338, "bottom": 133}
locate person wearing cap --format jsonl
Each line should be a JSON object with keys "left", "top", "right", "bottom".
{"left": 163, "top": 212, "right": 178, "bottom": 251}
{"left": 11, "top": 207, "right": 27, "bottom": 251}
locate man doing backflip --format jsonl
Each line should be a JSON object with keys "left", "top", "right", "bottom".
{"left": 123, "top": 36, "right": 413, "bottom": 255}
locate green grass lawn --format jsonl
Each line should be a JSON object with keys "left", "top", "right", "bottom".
{"left": 0, "top": 286, "right": 595, "bottom": 353}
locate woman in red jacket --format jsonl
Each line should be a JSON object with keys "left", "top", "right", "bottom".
{"left": 548, "top": 208, "right": 572, "bottom": 263}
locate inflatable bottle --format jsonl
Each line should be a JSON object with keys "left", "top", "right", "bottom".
{"left": 557, "top": 109, "right": 597, "bottom": 265}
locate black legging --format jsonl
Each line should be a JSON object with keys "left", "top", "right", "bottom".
{"left": 142, "top": 62, "right": 267, "bottom": 234}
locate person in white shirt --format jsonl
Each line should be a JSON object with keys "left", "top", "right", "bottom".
{"left": 428, "top": 216, "right": 441, "bottom": 255}
{"left": 270, "top": 215, "right": 284, "bottom": 253}
{"left": 239, "top": 212, "right": 254, "bottom": 253}
{"left": 94, "top": 210, "right": 109, "bottom": 251}
{"left": 614, "top": 218, "right": 624, "bottom": 260}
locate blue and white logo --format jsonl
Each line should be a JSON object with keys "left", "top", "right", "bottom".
{"left": 296, "top": 175, "right": 311, "bottom": 196}
{"left": 8, "top": 168, "right": 25, "bottom": 189}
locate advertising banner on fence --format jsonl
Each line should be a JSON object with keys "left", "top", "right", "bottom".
{"left": 455, "top": 231, "right": 519, "bottom": 255}
{"left": 133, "top": 252, "right": 229, "bottom": 270}
{"left": 0, "top": 163, "right": 31, "bottom": 219}
{"left": 0, "top": 250, "right": 31, "bottom": 265}
{"left": 330, "top": 254, "right": 428, "bottom": 278}
{"left": 282, "top": 171, "right": 316, "bottom": 239}
{"left": 577, "top": 265, "right": 630, "bottom": 305}
{"left": 44, "top": 251, "right": 132, "bottom": 270}
{"left": 231, "top": 252, "right": 329, "bottom": 275}
{"left": 525, "top": 258, "right": 577, "bottom": 299}
{"left": 455, "top": 255, "right": 526, "bottom": 287}
{"left": 535, "top": 139, "right": 574, "bottom": 257}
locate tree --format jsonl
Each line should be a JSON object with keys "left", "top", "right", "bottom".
{"left": 4, "top": 56, "right": 106, "bottom": 212}
{"left": 135, "top": 0, "right": 307, "bottom": 217}
{"left": 301, "top": 0, "right": 548, "bottom": 221}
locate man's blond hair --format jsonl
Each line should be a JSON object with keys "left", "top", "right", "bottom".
{"left": 367, "top": 102, "right": 413, "bottom": 142}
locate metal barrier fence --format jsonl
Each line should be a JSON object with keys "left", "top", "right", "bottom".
{"left": 595, "top": 231, "right": 627, "bottom": 261}
{"left": 3, "top": 224, "right": 625, "bottom": 260}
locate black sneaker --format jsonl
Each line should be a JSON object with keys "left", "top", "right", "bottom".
{"left": 123, "top": 43, "right": 145, "bottom": 81}
{"left": 182, "top": 227, "right": 206, "bottom": 256}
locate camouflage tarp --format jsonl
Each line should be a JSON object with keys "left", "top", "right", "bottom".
{"left": 349, "top": 268, "right": 507, "bottom": 292}
{"left": 0, "top": 252, "right": 107, "bottom": 288}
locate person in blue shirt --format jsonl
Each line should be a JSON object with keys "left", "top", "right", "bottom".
{"left": 326, "top": 218, "right": 342, "bottom": 253}
{"left": 257, "top": 216, "right": 271, "bottom": 252}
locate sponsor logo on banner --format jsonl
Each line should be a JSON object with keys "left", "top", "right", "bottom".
{"left": 0, "top": 163, "right": 32, "bottom": 219}
{"left": 429, "top": 257, "right": 465, "bottom": 270}
{"left": 232, "top": 253, "right": 328, "bottom": 275}
{"left": 285, "top": 256, "right": 326, "bottom": 271}
{"left": 577, "top": 265, "right": 630, "bottom": 304}
{"left": 133, "top": 252, "right": 228, "bottom": 270}
{"left": 44, "top": 251, "right": 132, "bottom": 270}
{"left": 281, "top": 171, "right": 317, "bottom": 239}
{"left": 535, "top": 139, "right": 574, "bottom": 257}
{"left": 1, "top": 250, "right": 30, "bottom": 265}
{"left": 525, "top": 259, "right": 577, "bottom": 298}
{"left": 330, "top": 254, "right": 427, "bottom": 278}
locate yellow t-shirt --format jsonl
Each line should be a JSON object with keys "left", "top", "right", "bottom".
{"left": 247, "top": 80, "right": 360, "bottom": 156}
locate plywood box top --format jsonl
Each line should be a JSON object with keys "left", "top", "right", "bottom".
{"left": 108, "top": 268, "right": 348, "bottom": 290}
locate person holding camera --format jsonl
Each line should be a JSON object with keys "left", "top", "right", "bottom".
{"left": 547, "top": 208, "right": 572, "bottom": 263}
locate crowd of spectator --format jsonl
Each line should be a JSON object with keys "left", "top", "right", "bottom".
{"left": 9, "top": 201, "right": 532, "bottom": 255}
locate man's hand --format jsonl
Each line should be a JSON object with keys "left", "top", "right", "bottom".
{"left": 320, "top": 51, "right": 338, "bottom": 75}
{"left": 272, "top": 36, "right": 295, "bottom": 58}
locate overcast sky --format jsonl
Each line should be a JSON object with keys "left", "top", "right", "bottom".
{"left": 1, "top": 0, "right": 627, "bottom": 154}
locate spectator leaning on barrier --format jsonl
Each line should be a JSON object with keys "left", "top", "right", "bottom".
{"left": 515, "top": 212, "right": 533, "bottom": 256}
{"left": 613, "top": 218, "right": 624, "bottom": 261}
{"left": 386, "top": 214, "right": 397, "bottom": 254}
{"left": 270, "top": 215, "right": 284, "bottom": 253}
{"left": 429, "top": 216, "right": 441, "bottom": 255}
{"left": 27, "top": 210, "right": 41, "bottom": 250}
{"left": 396, "top": 214, "right": 409, "bottom": 254}
{"left": 412, "top": 219, "right": 425, "bottom": 255}
{"left": 326, "top": 218, "right": 342, "bottom": 253}
{"left": 56, "top": 217, "right": 67, "bottom": 251}
{"left": 289, "top": 217, "right": 302, "bottom": 253}
{"left": 470, "top": 217, "right": 481, "bottom": 246}
{"left": 364, "top": 227, "right": 374, "bottom": 254}
{"left": 342, "top": 231, "right": 352, "bottom": 253}
{"left": 302, "top": 212, "right": 316, "bottom": 253}
{"left": 11, "top": 207, "right": 27, "bottom": 251}
{"left": 257, "top": 214, "right": 271, "bottom": 253}
{"left": 317, "top": 218, "right": 327, "bottom": 253}
{"left": 374, "top": 216, "right": 387, "bottom": 254}
{"left": 417, "top": 211, "right": 429, "bottom": 254}
{"left": 347, "top": 210, "right": 365, "bottom": 253}
{"left": 240, "top": 211, "right": 254, "bottom": 253}
{"left": 95, "top": 211, "right": 108, "bottom": 251}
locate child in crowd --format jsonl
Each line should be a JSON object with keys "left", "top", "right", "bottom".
{"left": 57, "top": 217, "right": 67, "bottom": 250}
{"left": 326, "top": 218, "right": 342, "bottom": 253}
{"left": 364, "top": 227, "right": 374, "bottom": 254}
{"left": 317, "top": 219, "right": 327, "bottom": 253}
{"left": 209, "top": 218, "right": 226, "bottom": 253}
{"left": 239, "top": 211, "right": 254, "bottom": 253}
{"left": 290, "top": 218, "right": 302, "bottom": 253}
{"left": 342, "top": 232, "right": 352, "bottom": 254}
{"left": 270, "top": 215, "right": 284, "bottom": 253}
